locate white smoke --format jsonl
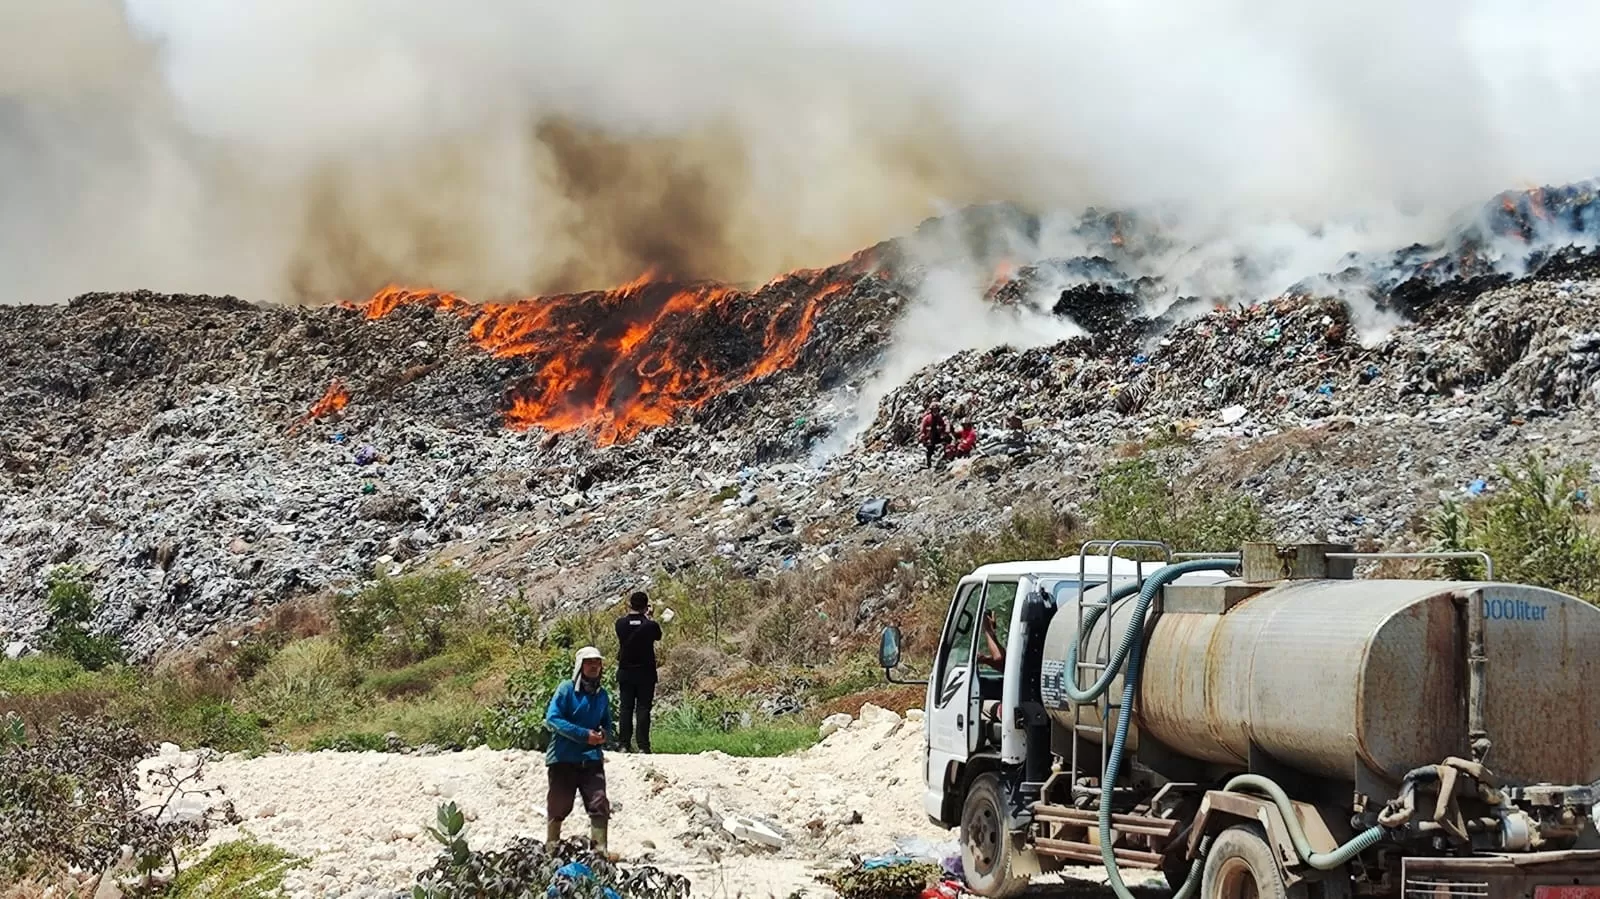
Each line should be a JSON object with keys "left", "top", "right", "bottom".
{"left": 2, "top": 0, "right": 1597, "bottom": 306}
{"left": 3, "top": 0, "right": 1599, "bottom": 453}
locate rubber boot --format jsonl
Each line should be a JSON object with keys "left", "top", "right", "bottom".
{"left": 588, "top": 817, "right": 608, "bottom": 850}
{"left": 545, "top": 818, "right": 562, "bottom": 845}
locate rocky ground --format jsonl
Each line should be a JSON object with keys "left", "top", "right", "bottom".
{"left": 3, "top": 196, "right": 1600, "bottom": 660}
{"left": 140, "top": 703, "right": 1168, "bottom": 899}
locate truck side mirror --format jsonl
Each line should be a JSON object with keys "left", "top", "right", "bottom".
{"left": 879, "top": 626, "right": 903, "bottom": 671}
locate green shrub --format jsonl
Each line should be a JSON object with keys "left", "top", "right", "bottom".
{"left": 0, "top": 713, "right": 235, "bottom": 884}
{"left": 1425, "top": 453, "right": 1600, "bottom": 602}
{"left": 172, "top": 701, "right": 266, "bottom": 755}
{"left": 413, "top": 801, "right": 691, "bottom": 899}
{"left": 478, "top": 652, "right": 584, "bottom": 751}
{"left": 241, "top": 638, "right": 362, "bottom": 728}
{"left": 334, "top": 569, "right": 477, "bottom": 666}
{"left": 167, "top": 837, "right": 305, "bottom": 899}
{"left": 229, "top": 632, "right": 288, "bottom": 682}
{"left": 1086, "top": 455, "right": 1269, "bottom": 552}
{"left": 38, "top": 566, "right": 125, "bottom": 672}
{"left": 750, "top": 593, "right": 830, "bottom": 667}
{"left": 648, "top": 560, "right": 756, "bottom": 649}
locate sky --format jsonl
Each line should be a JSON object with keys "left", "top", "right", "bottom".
{"left": 0, "top": 0, "right": 1596, "bottom": 305}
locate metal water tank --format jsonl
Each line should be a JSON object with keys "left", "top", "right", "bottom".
{"left": 1042, "top": 577, "right": 1600, "bottom": 787}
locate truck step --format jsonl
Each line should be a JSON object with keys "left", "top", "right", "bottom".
{"left": 1031, "top": 804, "right": 1180, "bottom": 838}
{"left": 1030, "top": 837, "right": 1162, "bottom": 868}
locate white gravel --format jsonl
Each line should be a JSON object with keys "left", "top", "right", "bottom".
{"left": 146, "top": 704, "right": 958, "bottom": 898}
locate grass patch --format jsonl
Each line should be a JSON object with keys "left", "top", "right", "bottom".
{"left": 240, "top": 637, "right": 362, "bottom": 729}
{"left": 360, "top": 635, "right": 500, "bottom": 699}
{"left": 169, "top": 838, "right": 305, "bottom": 899}
{"left": 0, "top": 655, "right": 126, "bottom": 696}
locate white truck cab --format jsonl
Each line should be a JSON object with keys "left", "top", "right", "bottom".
{"left": 879, "top": 552, "right": 1230, "bottom": 829}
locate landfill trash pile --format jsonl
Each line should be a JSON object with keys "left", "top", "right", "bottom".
{"left": 869, "top": 251, "right": 1600, "bottom": 548}
{"left": 3, "top": 182, "right": 1600, "bottom": 657}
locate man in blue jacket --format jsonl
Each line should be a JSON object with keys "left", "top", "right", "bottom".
{"left": 545, "top": 645, "right": 613, "bottom": 851}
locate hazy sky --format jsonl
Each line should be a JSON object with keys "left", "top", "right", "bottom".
{"left": 1, "top": 0, "right": 1596, "bottom": 304}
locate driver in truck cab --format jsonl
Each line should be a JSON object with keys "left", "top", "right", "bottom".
{"left": 976, "top": 609, "right": 1006, "bottom": 670}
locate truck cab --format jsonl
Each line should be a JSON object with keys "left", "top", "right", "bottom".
{"left": 892, "top": 554, "right": 1185, "bottom": 828}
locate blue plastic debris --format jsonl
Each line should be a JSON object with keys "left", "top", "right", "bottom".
{"left": 1467, "top": 478, "right": 1488, "bottom": 496}
{"left": 862, "top": 855, "right": 920, "bottom": 869}
{"left": 547, "top": 862, "right": 620, "bottom": 899}
{"left": 1316, "top": 383, "right": 1334, "bottom": 396}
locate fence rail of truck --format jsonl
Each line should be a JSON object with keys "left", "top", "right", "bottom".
{"left": 877, "top": 540, "right": 1600, "bottom": 899}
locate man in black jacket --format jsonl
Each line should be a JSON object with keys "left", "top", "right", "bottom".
{"left": 613, "top": 591, "right": 662, "bottom": 753}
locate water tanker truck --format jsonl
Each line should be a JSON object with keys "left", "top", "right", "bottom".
{"left": 877, "top": 540, "right": 1600, "bottom": 899}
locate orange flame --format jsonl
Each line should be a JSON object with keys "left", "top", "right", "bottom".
{"left": 308, "top": 380, "right": 350, "bottom": 418}
{"left": 353, "top": 264, "right": 865, "bottom": 445}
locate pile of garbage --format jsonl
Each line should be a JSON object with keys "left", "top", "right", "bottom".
{"left": 3, "top": 182, "right": 1600, "bottom": 658}
{"left": 817, "top": 836, "right": 964, "bottom": 899}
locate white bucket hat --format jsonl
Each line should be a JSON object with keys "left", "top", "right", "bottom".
{"left": 572, "top": 646, "right": 603, "bottom": 685}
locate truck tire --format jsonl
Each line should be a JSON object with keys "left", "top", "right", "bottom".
{"left": 1201, "top": 824, "right": 1304, "bottom": 899}
{"left": 960, "top": 774, "right": 1032, "bottom": 898}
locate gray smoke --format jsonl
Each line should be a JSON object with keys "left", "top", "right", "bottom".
{"left": 2, "top": 0, "right": 1596, "bottom": 307}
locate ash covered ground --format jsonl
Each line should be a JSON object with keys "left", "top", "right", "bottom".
{"left": 3, "top": 185, "right": 1600, "bottom": 659}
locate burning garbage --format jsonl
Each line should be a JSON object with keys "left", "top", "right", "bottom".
{"left": 347, "top": 254, "right": 881, "bottom": 446}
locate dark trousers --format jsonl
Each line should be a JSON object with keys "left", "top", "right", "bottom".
{"left": 546, "top": 761, "right": 609, "bottom": 822}
{"left": 617, "top": 668, "right": 656, "bottom": 752}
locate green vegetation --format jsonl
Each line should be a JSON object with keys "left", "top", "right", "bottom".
{"left": 1086, "top": 454, "right": 1270, "bottom": 552}
{"left": 412, "top": 801, "right": 690, "bottom": 899}
{"left": 0, "top": 712, "right": 235, "bottom": 890}
{"left": 3, "top": 455, "right": 1275, "bottom": 758}
{"left": 333, "top": 568, "right": 478, "bottom": 666}
{"left": 166, "top": 839, "right": 306, "bottom": 899}
{"left": 1425, "top": 452, "right": 1600, "bottom": 602}
{"left": 46, "top": 446, "right": 1579, "bottom": 768}
{"left": 39, "top": 565, "right": 125, "bottom": 672}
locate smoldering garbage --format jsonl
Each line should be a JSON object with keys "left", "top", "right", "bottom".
{"left": 2, "top": 192, "right": 1600, "bottom": 659}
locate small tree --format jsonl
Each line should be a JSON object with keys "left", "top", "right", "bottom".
{"left": 0, "top": 713, "right": 237, "bottom": 888}
{"left": 39, "top": 566, "right": 124, "bottom": 671}
{"left": 333, "top": 569, "right": 477, "bottom": 666}
{"left": 1086, "top": 455, "right": 1270, "bottom": 553}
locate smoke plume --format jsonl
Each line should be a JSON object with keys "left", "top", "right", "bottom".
{"left": 2, "top": 0, "right": 1596, "bottom": 307}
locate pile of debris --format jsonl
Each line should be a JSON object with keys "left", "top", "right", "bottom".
{"left": 3, "top": 181, "right": 1600, "bottom": 658}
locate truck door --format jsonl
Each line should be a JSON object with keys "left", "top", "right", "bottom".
{"left": 926, "top": 580, "right": 984, "bottom": 816}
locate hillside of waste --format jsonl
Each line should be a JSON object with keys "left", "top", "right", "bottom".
{"left": 3, "top": 181, "right": 1600, "bottom": 658}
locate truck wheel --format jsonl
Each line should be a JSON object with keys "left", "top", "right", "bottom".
{"left": 960, "top": 774, "right": 1032, "bottom": 898}
{"left": 1202, "top": 824, "right": 1303, "bottom": 899}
